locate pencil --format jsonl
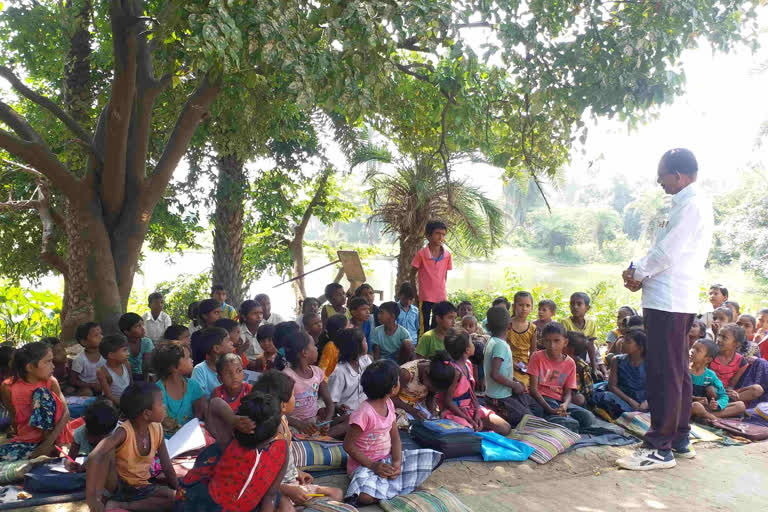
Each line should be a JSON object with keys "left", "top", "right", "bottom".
{"left": 54, "top": 445, "right": 76, "bottom": 464}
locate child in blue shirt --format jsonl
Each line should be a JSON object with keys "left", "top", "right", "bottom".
{"left": 191, "top": 327, "right": 234, "bottom": 396}
{"left": 690, "top": 339, "right": 745, "bottom": 422}
{"left": 396, "top": 283, "right": 419, "bottom": 343}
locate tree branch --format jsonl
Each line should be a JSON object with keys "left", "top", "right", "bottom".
{"left": 146, "top": 75, "right": 220, "bottom": 206}
{"left": 0, "top": 129, "right": 80, "bottom": 199}
{"left": 392, "top": 61, "right": 433, "bottom": 82}
{"left": 456, "top": 22, "right": 493, "bottom": 29}
{"left": 293, "top": 169, "right": 331, "bottom": 244}
{"left": 0, "top": 99, "right": 42, "bottom": 142}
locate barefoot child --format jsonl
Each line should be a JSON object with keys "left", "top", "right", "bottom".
{"left": 282, "top": 331, "right": 337, "bottom": 437}
{"left": 0, "top": 342, "right": 72, "bottom": 461}
{"left": 153, "top": 344, "right": 207, "bottom": 436}
{"left": 593, "top": 330, "right": 648, "bottom": 418}
{"left": 96, "top": 335, "right": 133, "bottom": 406}
{"left": 67, "top": 398, "right": 119, "bottom": 472}
{"left": 528, "top": 322, "right": 595, "bottom": 432}
{"left": 71, "top": 322, "right": 106, "bottom": 396}
{"left": 435, "top": 331, "right": 511, "bottom": 434}
{"left": 253, "top": 371, "right": 344, "bottom": 508}
{"left": 212, "top": 353, "right": 252, "bottom": 411}
{"left": 191, "top": 327, "right": 234, "bottom": 397}
{"left": 344, "top": 360, "right": 443, "bottom": 506}
{"left": 690, "top": 339, "right": 746, "bottom": 422}
{"left": 328, "top": 328, "right": 373, "bottom": 413}
{"left": 85, "top": 383, "right": 178, "bottom": 511}
{"left": 322, "top": 282, "right": 349, "bottom": 328}
{"left": 483, "top": 306, "right": 541, "bottom": 427}
{"left": 410, "top": 220, "right": 452, "bottom": 336}
{"left": 507, "top": 291, "right": 537, "bottom": 388}
{"left": 371, "top": 301, "right": 414, "bottom": 363}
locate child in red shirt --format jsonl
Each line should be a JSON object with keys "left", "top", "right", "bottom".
{"left": 527, "top": 322, "right": 595, "bottom": 432}
{"left": 212, "top": 354, "right": 252, "bottom": 412}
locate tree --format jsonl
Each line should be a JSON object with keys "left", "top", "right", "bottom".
{"left": 364, "top": 155, "right": 504, "bottom": 287}
{"left": 592, "top": 208, "right": 622, "bottom": 251}
{"left": 531, "top": 209, "right": 579, "bottom": 255}
{"left": 1, "top": 0, "right": 760, "bottom": 335}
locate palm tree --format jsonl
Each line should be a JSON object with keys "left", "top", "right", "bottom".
{"left": 362, "top": 155, "right": 504, "bottom": 287}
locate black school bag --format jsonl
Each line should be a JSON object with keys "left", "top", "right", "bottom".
{"left": 409, "top": 420, "right": 482, "bottom": 458}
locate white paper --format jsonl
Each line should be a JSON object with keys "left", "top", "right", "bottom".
{"left": 49, "top": 456, "right": 86, "bottom": 473}
{"left": 166, "top": 418, "right": 207, "bottom": 459}
{"left": 243, "top": 370, "right": 261, "bottom": 384}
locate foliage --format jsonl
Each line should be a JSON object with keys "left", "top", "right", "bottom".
{"left": 154, "top": 273, "right": 212, "bottom": 325}
{"left": 0, "top": 282, "right": 61, "bottom": 344}
{"left": 449, "top": 273, "right": 640, "bottom": 346}
{"left": 529, "top": 209, "right": 580, "bottom": 256}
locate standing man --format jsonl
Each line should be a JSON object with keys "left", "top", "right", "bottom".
{"left": 617, "top": 148, "right": 713, "bottom": 470}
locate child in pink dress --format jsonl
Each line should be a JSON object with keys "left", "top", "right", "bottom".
{"left": 343, "top": 360, "right": 443, "bottom": 507}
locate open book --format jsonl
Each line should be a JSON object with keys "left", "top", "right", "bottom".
{"left": 166, "top": 418, "right": 207, "bottom": 460}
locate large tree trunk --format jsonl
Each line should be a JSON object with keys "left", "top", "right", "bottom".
{"left": 396, "top": 233, "right": 423, "bottom": 293}
{"left": 212, "top": 154, "right": 247, "bottom": 307}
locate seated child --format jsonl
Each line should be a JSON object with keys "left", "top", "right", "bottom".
{"left": 606, "top": 306, "right": 637, "bottom": 353}
{"left": 143, "top": 292, "right": 172, "bottom": 343}
{"left": 507, "top": 291, "right": 537, "bottom": 388}
{"left": 396, "top": 282, "right": 420, "bottom": 342}
{"left": 593, "top": 330, "right": 648, "bottom": 418}
{"left": 561, "top": 292, "right": 606, "bottom": 379}
{"left": 191, "top": 327, "right": 234, "bottom": 396}
{"left": 328, "top": 328, "right": 373, "bottom": 413}
{"left": 302, "top": 296, "right": 320, "bottom": 315}
{"left": 724, "top": 300, "right": 740, "bottom": 326}
{"left": 461, "top": 315, "right": 488, "bottom": 392}
{"left": 66, "top": 398, "right": 119, "bottom": 472}
{"left": 371, "top": 301, "right": 414, "bottom": 363}
{"left": 282, "top": 331, "right": 338, "bottom": 437}
{"left": 317, "top": 314, "right": 349, "bottom": 377}
{"left": 174, "top": 391, "right": 288, "bottom": 512}
{"left": 736, "top": 314, "right": 761, "bottom": 357}
{"left": 96, "top": 335, "right": 133, "bottom": 407}
{"left": 71, "top": 322, "right": 106, "bottom": 396}
{"left": 435, "top": 331, "right": 510, "bottom": 434}
{"left": 118, "top": 313, "right": 155, "bottom": 380}
{"left": 302, "top": 312, "right": 324, "bottom": 345}
{"left": 758, "top": 308, "right": 768, "bottom": 360}
{"left": 321, "top": 282, "right": 349, "bottom": 328}
{"left": 253, "top": 371, "right": 344, "bottom": 508}
{"left": 163, "top": 325, "right": 191, "bottom": 347}
{"left": 533, "top": 299, "right": 557, "bottom": 350}
{"left": 528, "top": 322, "right": 595, "bottom": 432}
{"left": 710, "top": 306, "right": 733, "bottom": 339}
{"left": 690, "top": 339, "right": 746, "bottom": 422}
{"left": 0, "top": 345, "right": 16, "bottom": 430}
{"left": 190, "top": 300, "right": 224, "bottom": 365}
{"left": 482, "top": 297, "right": 510, "bottom": 333}
{"left": 564, "top": 332, "right": 595, "bottom": 407}
{"left": 212, "top": 353, "right": 252, "bottom": 411}
{"left": 415, "top": 301, "right": 458, "bottom": 359}
{"left": 710, "top": 323, "right": 764, "bottom": 404}
{"left": 606, "top": 315, "right": 644, "bottom": 364}
{"left": 253, "top": 323, "right": 280, "bottom": 372}
{"left": 85, "top": 383, "right": 177, "bottom": 511}
{"left": 688, "top": 318, "right": 707, "bottom": 350}
{"left": 393, "top": 358, "right": 437, "bottom": 422}
{"left": 0, "top": 342, "right": 73, "bottom": 461}
{"left": 343, "top": 360, "right": 443, "bottom": 506}
{"left": 348, "top": 297, "right": 373, "bottom": 342}
{"left": 356, "top": 283, "right": 381, "bottom": 327}
{"left": 237, "top": 299, "right": 263, "bottom": 364}
{"left": 214, "top": 318, "right": 250, "bottom": 369}
{"left": 483, "top": 306, "right": 541, "bottom": 428}
{"left": 153, "top": 344, "right": 207, "bottom": 436}
{"left": 43, "top": 339, "right": 74, "bottom": 396}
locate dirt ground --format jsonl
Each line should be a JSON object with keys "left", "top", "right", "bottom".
{"left": 14, "top": 441, "right": 768, "bottom": 511}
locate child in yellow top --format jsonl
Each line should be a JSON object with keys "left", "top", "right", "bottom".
{"left": 561, "top": 292, "right": 606, "bottom": 380}
{"left": 507, "top": 291, "right": 537, "bottom": 388}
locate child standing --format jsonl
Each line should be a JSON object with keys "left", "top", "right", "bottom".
{"left": 414, "top": 301, "right": 457, "bottom": 359}
{"left": 66, "top": 398, "right": 119, "bottom": 472}
{"left": 282, "top": 331, "right": 337, "bottom": 436}
{"left": 328, "top": 328, "right": 373, "bottom": 413}
{"left": 153, "top": 344, "right": 207, "bottom": 436}
{"left": 191, "top": 327, "right": 234, "bottom": 396}
{"left": 344, "top": 360, "right": 443, "bottom": 506}
{"left": 410, "top": 220, "right": 452, "bottom": 336}
{"left": 437, "top": 332, "right": 511, "bottom": 434}
{"left": 561, "top": 292, "right": 605, "bottom": 380}
{"left": 318, "top": 314, "right": 351, "bottom": 377}
{"left": 507, "top": 291, "right": 537, "bottom": 388}
{"left": 0, "top": 342, "right": 72, "bottom": 461}
{"left": 396, "top": 282, "right": 420, "bottom": 343}
{"left": 71, "top": 322, "right": 106, "bottom": 396}
{"left": 533, "top": 299, "right": 557, "bottom": 350}
{"left": 371, "top": 301, "right": 414, "bottom": 363}
{"left": 528, "top": 322, "right": 595, "bottom": 432}
{"left": 142, "top": 292, "right": 172, "bottom": 343}
{"left": 212, "top": 353, "right": 252, "bottom": 411}
{"left": 211, "top": 284, "right": 238, "bottom": 320}
{"left": 119, "top": 313, "right": 155, "bottom": 381}
{"left": 483, "top": 306, "right": 541, "bottom": 428}
{"left": 237, "top": 299, "right": 264, "bottom": 364}
{"left": 593, "top": 330, "right": 648, "bottom": 418}
{"left": 190, "top": 299, "right": 223, "bottom": 364}
{"left": 251, "top": 371, "right": 344, "bottom": 508}
{"left": 96, "top": 335, "right": 133, "bottom": 407}
{"left": 85, "top": 383, "right": 177, "bottom": 511}
{"left": 321, "top": 283, "right": 349, "bottom": 328}
{"left": 253, "top": 324, "right": 279, "bottom": 372}
{"left": 690, "top": 339, "right": 746, "bottom": 422}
